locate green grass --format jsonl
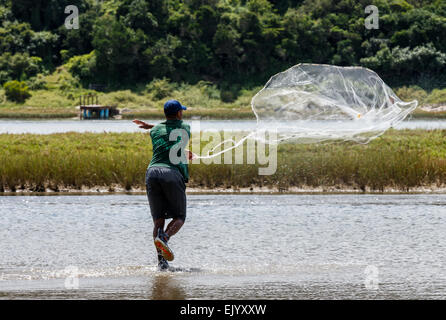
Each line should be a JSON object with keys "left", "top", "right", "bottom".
{"left": 1, "top": 129, "right": 446, "bottom": 192}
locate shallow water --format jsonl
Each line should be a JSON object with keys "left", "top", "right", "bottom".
{"left": 0, "top": 119, "right": 446, "bottom": 134}
{"left": 1, "top": 194, "right": 445, "bottom": 299}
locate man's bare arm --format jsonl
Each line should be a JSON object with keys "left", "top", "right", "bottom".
{"left": 132, "top": 119, "right": 155, "bottom": 130}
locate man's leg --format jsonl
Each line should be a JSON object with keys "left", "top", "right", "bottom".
{"left": 152, "top": 168, "right": 186, "bottom": 262}
{"left": 153, "top": 218, "right": 165, "bottom": 239}
{"left": 146, "top": 168, "right": 171, "bottom": 267}
{"left": 154, "top": 218, "right": 183, "bottom": 263}
{"left": 161, "top": 169, "right": 187, "bottom": 239}
{"left": 153, "top": 216, "right": 174, "bottom": 262}
{"left": 153, "top": 218, "right": 170, "bottom": 269}
{"left": 165, "top": 218, "right": 184, "bottom": 238}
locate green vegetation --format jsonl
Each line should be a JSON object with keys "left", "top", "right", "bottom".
{"left": 3, "top": 80, "right": 31, "bottom": 102}
{"left": 0, "top": 67, "right": 258, "bottom": 118}
{"left": 0, "top": 0, "right": 446, "bottom": 118}
{"left": 0, "top": 68, "right": 445, "bottom": 119}
{"left": 1, "top": 129, "right": 445, "bottom": 192}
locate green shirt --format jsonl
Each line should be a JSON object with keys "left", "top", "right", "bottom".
{"left": 148, "top": 119, "right": 191, "bottom": 182}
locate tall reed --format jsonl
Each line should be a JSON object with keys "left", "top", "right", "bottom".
{"left": 1, "top": 129, "right": 445, "bottom": 192}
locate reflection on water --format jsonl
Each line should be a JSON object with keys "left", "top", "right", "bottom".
{"left": 150, "top": 274, "right": 186, "bottom": 300}
{"left": 0, "top": 194, "right": 445, "bottom": 299}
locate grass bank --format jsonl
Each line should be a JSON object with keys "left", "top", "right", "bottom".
{"left": 1, "top": 130, "right": 445, "bottom": 193}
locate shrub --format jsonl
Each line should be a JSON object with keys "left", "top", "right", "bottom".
{"left": 66, "top": 51, "right": 97, "bottom": 85}
{"left": 26, "top": 74, "right": 48, "bottom": 90}
{"left": 0, "top": 53, "right": 42, "bottom": 85}
{"left": 197, "top": 81, "right": 220, "bottom": 100}
{"left": 221, "top": 90, "right": 236, "bottom": 103}
{"left": 395, "top": 86, "right": 428, "bottom": 105}
{"left": 3, "top": 80, "right": 31, "bottom": 103}
{"left": 146, "top": 78, "right": 176, "bottom": 100}
{"left": 426, "top": 88, "right": 446, "bottom": 105}
{"left": 60, "top": 50, "right": 72, "bottom": 64}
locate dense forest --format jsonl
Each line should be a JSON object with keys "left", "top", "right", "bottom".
{"left": 1, "top": 0, "right": 446, "bottom": 94}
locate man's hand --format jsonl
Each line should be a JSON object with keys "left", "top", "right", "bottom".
{"left": 185, "top": 149, "right": 197, "bottom": 160}
{"left": 132, "top": 119, "right": 154, "bottom": 130}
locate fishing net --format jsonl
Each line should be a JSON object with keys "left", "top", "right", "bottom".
{"left": 251, "top": 63, "right": 418, "bottom": 143}
{"left": 196, "top": 63, "right": 417, "bottom": 159}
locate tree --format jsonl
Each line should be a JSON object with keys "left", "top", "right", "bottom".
{"left": 0, "top": 52, "right": 42, "bottom": 84}
{"left": 92, "top": 15, "right": 146, "bottom": 83}
{"left": 66, "top": 51, "right": 96, "bottom": 85}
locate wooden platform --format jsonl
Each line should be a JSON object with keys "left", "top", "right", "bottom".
{"left": 78, "top": 93, "right": 118, "bottom": 119}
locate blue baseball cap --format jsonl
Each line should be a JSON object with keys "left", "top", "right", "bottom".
{"left": 164, "top": 99, "right": 187, "bottom": 115}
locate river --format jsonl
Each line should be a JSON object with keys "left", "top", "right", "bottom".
{"left": 1, "top": 119, "right": 446, "bottom": 134}
{"left": 1, "top": 194, "right": 445, "bottom": 299}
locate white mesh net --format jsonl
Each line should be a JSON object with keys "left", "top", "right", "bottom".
{"left": 251, "top": 63, "right": 418, "bottom": 143}
{"left": 197, "top": 64, "right": 418, "bottom": 158}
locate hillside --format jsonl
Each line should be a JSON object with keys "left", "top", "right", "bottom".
{"left": 1, "top": 0, "right": 446, "bottom": 117}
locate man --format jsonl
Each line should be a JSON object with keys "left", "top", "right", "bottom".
{"left": 133, "top": 99, "right": 194, "bottom": 271}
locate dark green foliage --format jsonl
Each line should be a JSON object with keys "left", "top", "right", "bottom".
{"left": 1, "top": 0, "right": 446, "bottom": 91}
{"left": 3, "top": 80, "right": 32, "bottom": 102}
{"left": 0, "top": 52, "right": 42, "bottom": 84}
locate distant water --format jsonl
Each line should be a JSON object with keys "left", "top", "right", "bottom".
{"left": 0, "top": 119, "right": 446, "bottom": 134}
{"left": 1, "top": 194, "right": 446, "bottom": 299}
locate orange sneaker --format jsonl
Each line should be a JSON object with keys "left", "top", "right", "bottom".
{"left": 154, "top": 228, "right": 174, "bottom": 261}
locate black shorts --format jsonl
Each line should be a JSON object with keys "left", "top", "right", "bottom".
{"left": 145, "top": 166, "right": 186, "bottom": 221}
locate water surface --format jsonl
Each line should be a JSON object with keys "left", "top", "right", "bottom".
{"left": 1, "top": 119, "right": 445, "bottom": 134}
{"left": 0, "top": 194, "right": 445, "bottom": 299}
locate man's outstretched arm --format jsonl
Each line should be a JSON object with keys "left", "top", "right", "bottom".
{"left": 132, "top": 119, "right": 155, "bottom": 130}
